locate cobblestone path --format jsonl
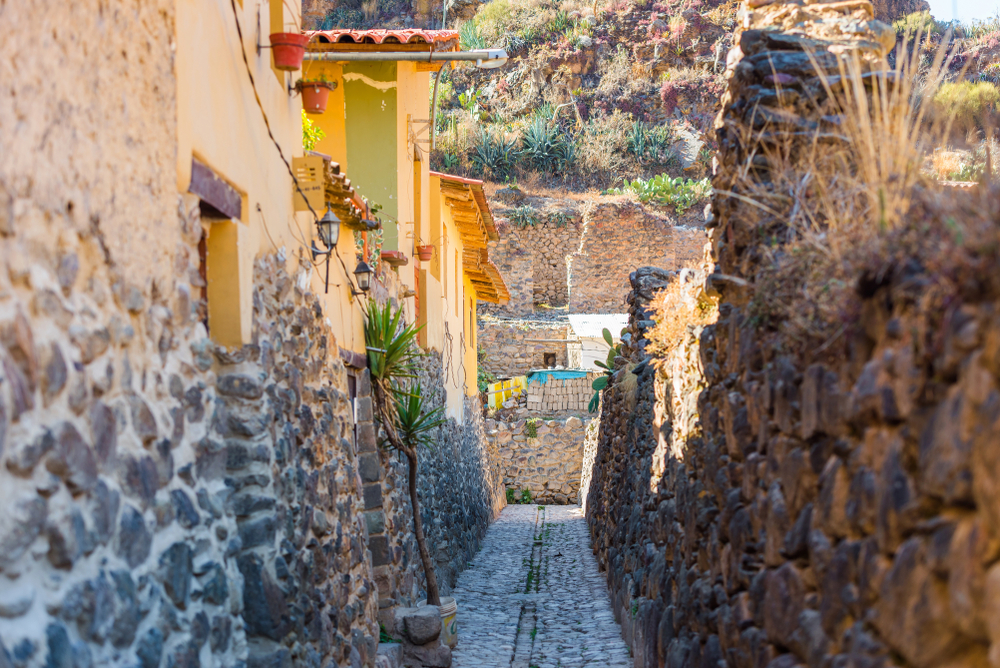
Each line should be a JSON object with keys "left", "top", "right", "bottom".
{"left": 451, "top": 505, "right": 633, "bottom": 668}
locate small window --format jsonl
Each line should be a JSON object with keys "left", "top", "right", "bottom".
{"left": 544, "top": 353, "right": 556, "bottom": 368}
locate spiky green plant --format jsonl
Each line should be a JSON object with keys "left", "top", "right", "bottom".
{"left": 364, "top": 301, "right": 444, "bottom": 606}
{"left": 460, "top": 20, "right": 487, "bottom": 50}
{"left": 471, "top": 130, "right": 517, "bottom": 179}
{"left": 393, "top": 384, "right": 447, "bottom": 448}
{"left": 520, "top": 117, "right": 563, "bottom": 170}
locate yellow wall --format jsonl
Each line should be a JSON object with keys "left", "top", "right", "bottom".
{"left": 302, "top": 59, "right": 432, "bottom": 355}
{"left": 306, "top": 60, "right": 347, "bottom": 166}
{"left": 464, "top": 275, "right": 478, "bottom": 397}
{"left": 394, "top": 63, "right": 430, "bottom": 326}
{"left": 176, "top": 0, "right": 318, "bottom": 346}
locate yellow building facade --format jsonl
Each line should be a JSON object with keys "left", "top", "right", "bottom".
{"left": 176, "top": 15, "right": 508, "bottom": 419}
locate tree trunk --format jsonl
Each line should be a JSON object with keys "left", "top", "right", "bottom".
{"left": 372, "top": 382, "right": 441, "bottom": 606}
{"left": 407, "top": 451, "right": 441, "bottom": 606}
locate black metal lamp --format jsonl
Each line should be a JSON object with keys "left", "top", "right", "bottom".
{"left": 318, "top": 207, "right": 340, "bottom": 248}
{"left": 310, "top": 208, "right": 341, "bottom": 294}
{"left": 353, "top": 261, "right": 372, "bottom": 293}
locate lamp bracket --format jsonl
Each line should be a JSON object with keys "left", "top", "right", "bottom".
{"left": 311, "top": 243, "right": 331, "bottom": 262}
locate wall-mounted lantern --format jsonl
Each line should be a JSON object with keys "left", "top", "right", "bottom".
{"left": 318, "top": 207, "right": 341, "bottom": 248}
{"left": 311, "top": 207, "right": 342, "bottom": 294}
{"left": 353, "top": 261, "right": 372, "bottom": 294}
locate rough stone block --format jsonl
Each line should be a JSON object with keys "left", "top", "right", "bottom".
{"left": 359, "top": 452, "right": 382, "bottom": 483}
{"left": 364, "top": 483, "right": 384, "bottom": 510}
{"left": 357, "top": 422, "right": 378, "bottom": 453}
{"left": 365, "top": 510, "right": 386, "bottom": 535}
{"left": 402, "top": 641, "right": 451, "bottom": 668}
{"left": 401, "top": 606, "right": 441, "bottom": 645}
{"left": 46, "top": 422, "right": 97, "bottom": 494}
{"left": 356, "top": 397, "right": 374, "bottom": 423}
{"left": 377, "top": 642, "right": 403, "bottom": 668}
{"left": 217, "top": 374, "right": 264, "bottom": 400}
{"left": 370, "top": 535, "right": 391, "bottom": 566}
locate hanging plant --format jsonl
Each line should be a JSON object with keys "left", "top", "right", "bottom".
{"left": 416, "top": 244, "right": 434, "bottom": 262}
{"left": 297, "top": 76, "right": 337, "bottom": 114}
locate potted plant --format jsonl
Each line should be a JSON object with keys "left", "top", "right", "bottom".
{"left": 297, "top": 75, "right": 337, "bottom": 114}
{"left": 364, "top": 302, "right": 450, "bottom": 616}
{"left": 416, "top": 244, "right": 434, "bottom": 261}
{"left": 270, "top": 32, "right": 310, "bottom": 71}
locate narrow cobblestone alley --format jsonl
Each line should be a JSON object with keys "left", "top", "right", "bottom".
{"left": 450, "top": 505, "right": 633, "bottom": 668}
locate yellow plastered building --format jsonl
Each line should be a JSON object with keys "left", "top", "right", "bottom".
{"left": 176, "top": 13, "right": 509, "bottom": 416}
{"left": 300, "top": 30, "right": 509, "bottom": 420}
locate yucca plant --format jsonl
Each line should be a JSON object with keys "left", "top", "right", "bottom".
{"left": 364, "top": 301, "right": 445, "bottom": 606}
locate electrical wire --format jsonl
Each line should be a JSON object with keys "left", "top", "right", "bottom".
{"left": 228, "top": 0, "right": 362, "bottom": 295}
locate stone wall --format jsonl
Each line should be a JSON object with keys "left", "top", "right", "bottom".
{"left": 478, "top": 321, "right": 570, "bottom": 378}
{"left": 568, "top": 202, "right": 704, "bottom": 314}
{"left": 480, "top": 200, "right": 584, "bottom": 319}
{"left": 0, "top": 2, "right": 380, "bottom": 665}
{"left": 486, "top": 416, "right": 590, "bottom": 504}
{"left": 0, "top": 2, "right": 502, "bottom": 665}
{"left": 482, "top": 196, "right": 706, "bottom": 320}
{"left": 0, "top": 235, "right": 385, "bottom": 668}
{"left": 581, "top": 4, "right": 1000, "bottom": 668}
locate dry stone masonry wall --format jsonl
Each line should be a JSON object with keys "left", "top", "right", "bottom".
{"left": 479, "top": 205, "right": 583, "bottom": 318}
{"left": 486, "top": 416, "right": 591, "bottom": 504}
{"left": 568, "top": 202, "right": 705, "bottom": 314}
{"left": 478, "top": 321, "right": 570, "bottom": 378}
{"left": 481, "top": 198, "right": 705, "bottom": 320}
{"left": 582, "top": 4, "right": 1000, "bottom": 668}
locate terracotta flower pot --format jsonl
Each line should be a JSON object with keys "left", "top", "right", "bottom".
{"left": 270, "top": 32, "right": 309, "bottom": 71}
{"left": 301, "top": 82, "right": 333, "bottom": 114}
{"left": 416, "top": 245, "right": 434, "bottom": 261}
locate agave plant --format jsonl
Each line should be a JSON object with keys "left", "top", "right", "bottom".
{"left": 628, "top": 120, "right": 648, "bottom": 159}
{"left": 555, "top": 134, "right": 576, "bottom": 172}
{"left": 471, "top": 130, "right": 517, "bottom": 179}
{"left": 364, "top": 301, "right": 446, "bottom": 605}
{"left": 460, "top": 20, "right": 487, "bottom": 50}
{"left": 520, "top": 117, "right": 562, "bottom": 171}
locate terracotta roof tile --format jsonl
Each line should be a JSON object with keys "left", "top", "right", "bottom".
{"left": 306, "top": 29, "right": 459, "bottom": 47}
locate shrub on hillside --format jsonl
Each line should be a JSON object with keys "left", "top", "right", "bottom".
{"left": 892, "top": 10, "right": 941, "bottom": 37}
{"left": 470, "top": 129, "right": 518, "bottom": 179}
{"left": 933, "top": 81, "right": 1000, "bottom": 134}
{"left": 606, "top": 174, "right": 711, "bottom": 212}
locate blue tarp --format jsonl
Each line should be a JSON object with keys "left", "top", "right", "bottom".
{"left": 526, "top": 369, "right": 589, "bottom": 386}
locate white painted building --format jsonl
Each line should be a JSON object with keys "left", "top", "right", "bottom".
{"left": 567, "top": 314, "right": 629, "bottom": 371}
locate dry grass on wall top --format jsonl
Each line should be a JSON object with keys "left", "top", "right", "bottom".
{"left": 715, "top": 37, "right": 980, "bottom": 350}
